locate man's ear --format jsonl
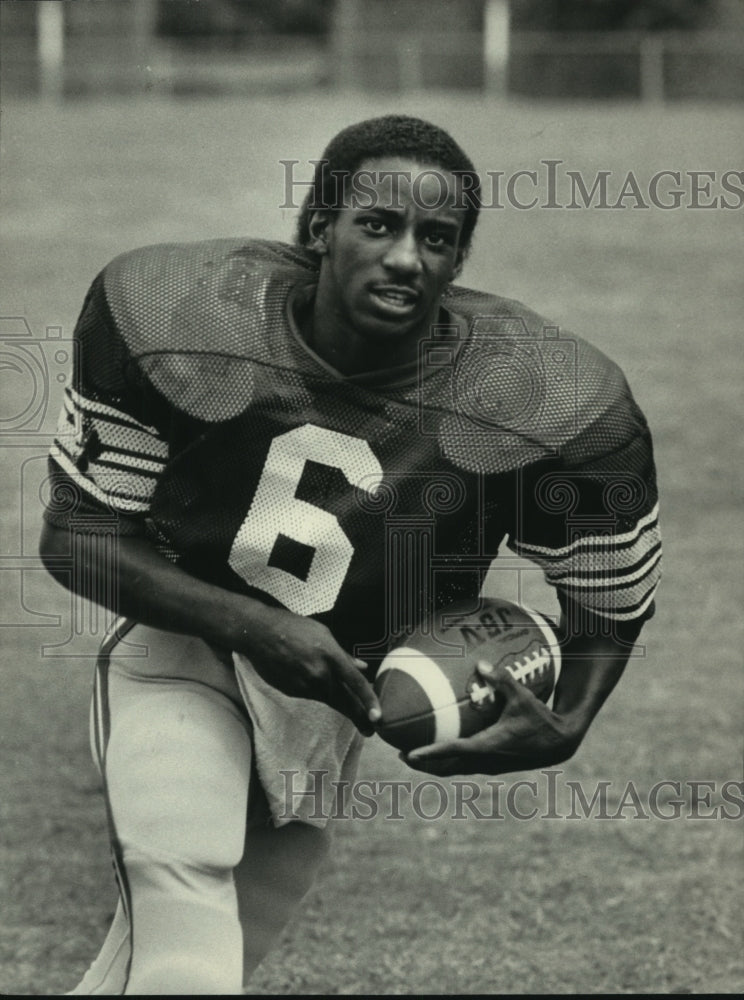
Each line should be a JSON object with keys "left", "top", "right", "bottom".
{"left": 307, "top": 211, "right": 332, "bottom": 255}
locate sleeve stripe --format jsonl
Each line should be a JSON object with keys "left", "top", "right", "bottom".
{"left": 510, "top": 502, "right": 660, "bottom": 558}
{"left": 50, "top": 448, "right": 153, "bottom": 513}
{"left": 56, "top": 427, "right": 166, "bottom": 473}
{"left": 574, "top": 583, "right": 658, "bottom": 622}
{"left": 546, "top": 541, "right": 662, "bottom": 585}
{"left": 555, "top": 564, "right": 661, "bottom": 617}
{"left": 54, "top": 438, "right": 164, "bottom": 479}
{"left": 513, "top": 523, "right": 661, "bottom": 576}
{"left": 545, "top": 548, "right": 661, "bottom": 592}
{"left": 61, "top": 394, "right": 168, "bottom": 462}
{"left": 90, "top": 443, "right": 167, "bottom": 468}
{"left": 559, "top": 580, "right": 660, "bottom": 620}
{"left": 50, "top": 384, "right": 169, "bottom": 518}
{"left": 67, "top": 386, "right": 161, "bottom": 436}
{"left": 513, "top": 516, "right": 658, "bottom": 561}
{"left": 59, "top": 411, "right": 168, "bottom": 466}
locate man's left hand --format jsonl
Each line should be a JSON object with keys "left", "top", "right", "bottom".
{"left": 403, "top": 661, "right": 583, "bottom": 776}
{"left": 402, "top": 615, "right": 640, "bottom": 777}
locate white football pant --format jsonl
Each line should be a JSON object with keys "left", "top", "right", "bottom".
{"left": 69, "top": 624, "right": 332, "bottom": 995}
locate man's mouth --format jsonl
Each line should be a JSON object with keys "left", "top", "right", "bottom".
{"left": 369, "top": 285, "right": 421, "bottom": 314}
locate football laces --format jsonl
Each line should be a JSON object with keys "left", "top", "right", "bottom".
{"left": 507, "top": 647, "right": 551, "bottom": 685}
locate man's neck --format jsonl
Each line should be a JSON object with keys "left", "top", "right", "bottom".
{"left": 302, "top": 287, "right": 437, "bottom": 378}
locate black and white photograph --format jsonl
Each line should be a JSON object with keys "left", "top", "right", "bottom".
{"left": 0, "top": 0, "right": 742, "bottom": 994}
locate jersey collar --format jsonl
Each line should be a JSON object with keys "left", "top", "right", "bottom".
{"left": 285, "top": 282, "right": 468, "bottom": 390}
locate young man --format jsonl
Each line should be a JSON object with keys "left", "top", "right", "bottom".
{"left": 40, "top": 115, "right": 661, "bottom": 993}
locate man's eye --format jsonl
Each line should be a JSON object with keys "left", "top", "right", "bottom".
{"left": 425, "top": 233, "right": 450, "bottom": 249}
{"left": 362, "top": 219, "right": 389, "bottom": 235}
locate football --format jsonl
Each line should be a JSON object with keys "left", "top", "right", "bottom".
{"left": 374, "top": 597, "right": 562, "bottom": 753}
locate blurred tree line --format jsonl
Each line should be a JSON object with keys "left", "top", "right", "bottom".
{"left": 154, "top": 0, "right": 742, "bottom": 42}
{"left": 157, "top": 0, "right": 332, "bottom": 44}
{"left": 511, "top": 0, "right": 714, "bottom": 31}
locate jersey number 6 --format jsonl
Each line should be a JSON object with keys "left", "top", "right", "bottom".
{"left": 228, "top": 424, "right": 383, "bottom": 616}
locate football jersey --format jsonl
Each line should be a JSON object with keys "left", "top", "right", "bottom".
{"left": 46, "top": 239, "right": 661, "bottom": 660}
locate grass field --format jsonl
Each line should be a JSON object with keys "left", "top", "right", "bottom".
{"left": 1, "top": 92, "right": 742, "bottom": 995}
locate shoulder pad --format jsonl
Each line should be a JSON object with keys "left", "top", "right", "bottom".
{"left": 102, "top": 240, "right": 319, "bottom": 421}
{"left": 437, "top": 285, "right": 634, "bottom": 474}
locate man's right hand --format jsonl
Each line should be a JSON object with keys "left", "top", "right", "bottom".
{"left": 39, "top": 523, "right": 380, "bottom": 736}
{"left": 231, "top": 603, "right": 380, "bottom": 735}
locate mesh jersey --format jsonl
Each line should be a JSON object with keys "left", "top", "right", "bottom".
{"left": 46, "top": 239, "right": 661, "bottom": 659}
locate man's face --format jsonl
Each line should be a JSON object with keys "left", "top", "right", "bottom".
{"left": 312, "top": 156, "right": 467, "bottom": 345}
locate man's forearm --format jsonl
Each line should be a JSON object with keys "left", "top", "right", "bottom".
{"left": 552, "top": 623, "right": 640, "bottom": 742}
{"left": 39, "top": 521, "right": 254, "bottom": 650}
{"left": 39, "top": 520, "right": 381, "bottom": 730}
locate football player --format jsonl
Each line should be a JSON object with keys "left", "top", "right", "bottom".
{"left": 39, "top": 115, "right": 661, "bottom": 994}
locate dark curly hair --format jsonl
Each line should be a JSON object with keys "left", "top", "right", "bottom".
{"left": 295, "top": 114, "right": 481, "bottom": 255}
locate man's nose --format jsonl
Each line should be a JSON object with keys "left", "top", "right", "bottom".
{"left": 382, "top": 230, "right": 423, "bottom": 276}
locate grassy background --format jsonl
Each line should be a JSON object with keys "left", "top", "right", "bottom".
{"left": 1, "top": 93, "right": 742, "bottom": 994}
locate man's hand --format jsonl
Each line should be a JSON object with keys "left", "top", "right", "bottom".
{"left": 234, "top": 604, "right": 381, "bottom": 736}
{"left": 39, "top": 522, "right": 380, "bottom": 736}
{"left": 402, "top": 616, "right": 637, "bottom": 776}
{"left": 403, "top": 662, "right": 581, "bottom": 776}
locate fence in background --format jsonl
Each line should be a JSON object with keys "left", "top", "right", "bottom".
{"left": 332, "top": 29, "right": 744, "bottom": 100}
{"left": 508, "top": 30, "right": 744, "bottom": 102}
{"left": 1, "top": 0, "right": 742, "bottom": 102}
